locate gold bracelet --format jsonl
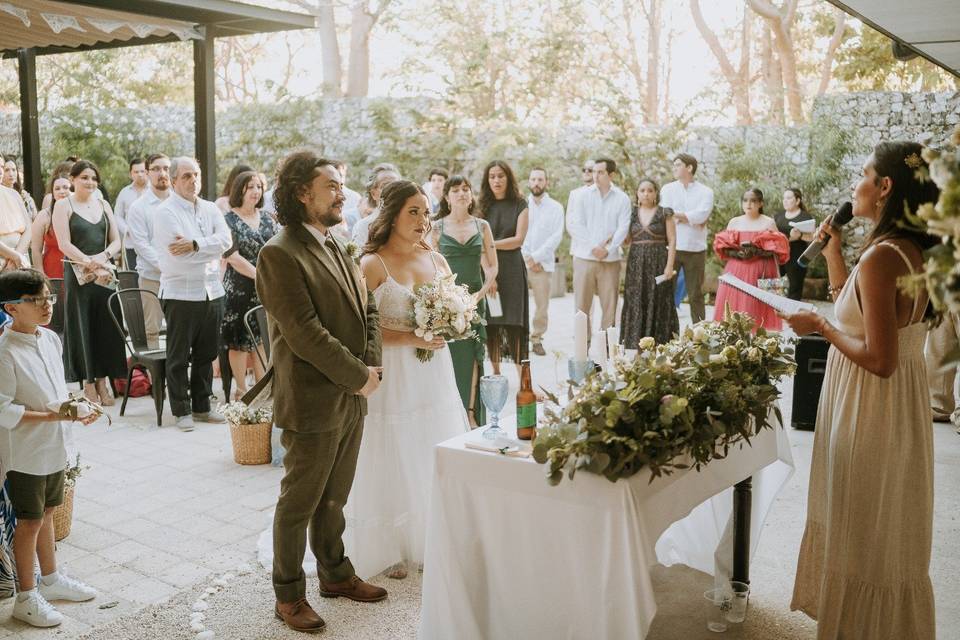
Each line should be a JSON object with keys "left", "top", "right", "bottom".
{"left": 827, "top": 281, "right": 846, "bottom": 297}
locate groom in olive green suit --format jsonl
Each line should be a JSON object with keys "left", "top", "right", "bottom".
{"left": 254, "top": 151, "right": 385, "bottom": 634}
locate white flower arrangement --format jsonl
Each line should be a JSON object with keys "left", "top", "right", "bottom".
{"left": 412, "top": 273, "right": 484, "bottom": 362}
{"left": 217, "top": 402, "right": 273, "bottom": 425}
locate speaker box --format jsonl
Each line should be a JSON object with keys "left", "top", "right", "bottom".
{"left": 791, "top": 334, "right": 830, "bottom": 430}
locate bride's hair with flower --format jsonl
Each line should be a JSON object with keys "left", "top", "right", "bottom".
{"left": 862, "top": 141, "right": 940, "bottom": 254}
{"left": 433, "top": 174, "right": 475, "bottom": 220}
{"left": 363, "top": 179, "right": 431, "bottom": 255}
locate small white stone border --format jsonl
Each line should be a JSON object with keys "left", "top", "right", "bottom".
{"left": 187, "top": 563, "right": 252, "bottom": 640}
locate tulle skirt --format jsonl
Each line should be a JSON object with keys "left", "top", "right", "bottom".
{"left": 343, "top": 342, "right": 469, "bottom": 578}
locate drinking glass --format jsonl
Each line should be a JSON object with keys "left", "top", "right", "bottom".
{"left": 703, "top": 587, "right": 733, "bottom": 633}
{"left": 479, "top": 375, "right": 509, "bottom": 440}
{"left": 726, "top": 581, "right": 750, "bottom": 623}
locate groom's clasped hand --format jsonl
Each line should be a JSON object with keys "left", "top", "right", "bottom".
{"left": 356, "top": 366, "right": 384, "bottom": 397}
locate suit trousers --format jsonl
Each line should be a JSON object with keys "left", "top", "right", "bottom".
{"left": 162, "top": 297, "right": 223, "bottom": 417}
{"left": 140, "top": 278, "right": 163, "bottom": 350}
{"left": 675, "top": 250, "right": 706, "bottom": 323}
{"left": 273, "top": 415, "right": 363, "bottom": 602}
{"left": 925, "top": 310, "right": 960, "bottom": 417}
{"left": 528, "top": 269, "right": 552, "bottom": 343}
{"left": 573, "top": 258, "right": 620, "bottom": 333}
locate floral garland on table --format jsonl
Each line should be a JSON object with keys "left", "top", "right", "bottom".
{"left": 906, "top": 126, "right": 960, "bottom": 317}
{"left": 533, "top": 311, "right": 796, "bottom": 486}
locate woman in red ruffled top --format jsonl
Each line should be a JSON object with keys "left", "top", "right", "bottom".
{"left": 713, "top": 188, "right": 789, "bottom": 330}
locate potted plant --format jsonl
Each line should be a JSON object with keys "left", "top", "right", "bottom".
{"left": 219, "top": 402, "right": 273, "bottom": 465}
{"left": 53, "top": 454, "right": 87, "bottom": 541}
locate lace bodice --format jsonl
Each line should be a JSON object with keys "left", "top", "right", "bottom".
{"left": 371, "top": 252, "right": 442, "bottom": 333}
{"left": 374, "top": 277, "right": 417, "bottom": 332}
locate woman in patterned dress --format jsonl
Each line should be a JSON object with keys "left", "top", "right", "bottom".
{"left": 221, "top": 171, "right": 278, "bottom": 399}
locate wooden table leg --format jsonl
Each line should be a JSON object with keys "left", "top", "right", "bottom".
{"left": 732, "top": 476, "right": 752, "bottom": 584}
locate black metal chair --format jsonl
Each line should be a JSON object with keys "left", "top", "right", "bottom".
{"left": 47, "top": 278, "right": 64, "bottom": 338}
{"left": 243, "top": 305, "right": 270, "bottom": 369}
{"left": 117, "top": 270, "right": 140, "bottom": 291}
{"left": 108, "top": 288, "right": 167, "bottom": 426}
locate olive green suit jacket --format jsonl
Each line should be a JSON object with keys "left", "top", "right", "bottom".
{"left": 253, "top": 223, "right": 381, "bottom": 433}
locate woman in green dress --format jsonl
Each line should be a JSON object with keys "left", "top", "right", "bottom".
{"left": 433, "top": 175, "right": 499, "bottom": 427}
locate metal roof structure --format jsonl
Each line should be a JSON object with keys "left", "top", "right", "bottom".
{"left": 6, "top": 0, "right": 315, "bottom": 199}
{"left": 824, "top": 0, "right": 960, "bottom": 78}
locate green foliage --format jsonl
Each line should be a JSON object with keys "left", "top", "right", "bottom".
{"left": 532, "top": 312, "right": 796, "bottom": 485}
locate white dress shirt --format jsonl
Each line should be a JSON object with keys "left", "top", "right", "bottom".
{"left": 521, "top": 193, "right": 565, "bottom": 272}
{"left": 154, "top": 192, "right": 231, "bottom": 301}
{"left": 565, "top": 184, "right": 632, "bottom": 262}
{"left": 659, "top": 180, "right": 715, "bottom": 252}
{"left": 126, "top": 188, "right": 169, "bottom": 282}
{"left": 113, "top": 183, "right": 148, "bottom": 242}
{"left": 351, "top": 208, "right": 379, "bottom": 247}
{"left": 0, "top": 327, "right": 73, "bottom": 475}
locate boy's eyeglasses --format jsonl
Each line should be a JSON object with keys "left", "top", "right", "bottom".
{"left": 1, "top": 294, "right": 57, "bottom": 307}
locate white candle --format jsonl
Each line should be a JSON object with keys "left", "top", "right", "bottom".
{"left": 606, "top": 326, "right": 620, "bottom": 352}
{"left": 574, "top": 311, "right": 589, "bottom": 361}
{"left": 590, "top": 330, "right": 608, "bottom": 365}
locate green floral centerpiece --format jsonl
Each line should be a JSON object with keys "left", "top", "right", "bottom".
{"left": 533, "top": 311, "right": 796, "bottom": 486}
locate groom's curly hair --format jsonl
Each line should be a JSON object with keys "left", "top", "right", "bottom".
{"left": 274, "top": 150, "right": 340, "bottom": 227}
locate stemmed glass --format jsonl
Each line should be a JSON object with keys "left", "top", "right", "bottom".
{"left": 479, "top": 375, "right": 509, "bottom": 440}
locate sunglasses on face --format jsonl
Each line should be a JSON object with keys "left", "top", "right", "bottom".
{"left": 2, "top": 294, "right": 57, "bottom": 307}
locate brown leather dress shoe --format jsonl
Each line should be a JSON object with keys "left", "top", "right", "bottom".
{"left": 275, "top": 598, "right": 326, "bottom": 633}
{"left": 319, "top": 575, "right": 387, "bottom": 602}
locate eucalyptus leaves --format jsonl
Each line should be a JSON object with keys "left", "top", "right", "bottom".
{"left": 533, "top": 311, "right": 796, "bottom": 486}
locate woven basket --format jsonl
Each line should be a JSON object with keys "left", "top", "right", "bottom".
{"left": 53, "top": 484, "right": 75, "bottom": 541}
{"left": 229, "top": 421, "right": 272, "bottom": 465}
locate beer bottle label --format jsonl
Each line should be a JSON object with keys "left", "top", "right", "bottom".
{"left": 517, "top": 402, "right": 537, "bottom": 428}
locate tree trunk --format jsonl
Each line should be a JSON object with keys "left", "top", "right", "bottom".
{"left": 691, "top": 0, "right": 752, "bottom": 124}
{"left": 816, "top": 8, "right": 846, "bottom": 95}
{"left": 747, "top": 0, "right": 803, "bottom": 123}
{"left": 644, "top": 0, "right": 661, "bottom": 125}
{"left": 317, "top": 1, "right": 343, "bottom": 97}
{"left": 761, "top": 24, "right": 784, "bottom": 123}
{"left": 346, "top": 4, "right": 374, "bottom": 97}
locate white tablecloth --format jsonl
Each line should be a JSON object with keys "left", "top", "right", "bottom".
{"left": 418, "top": 414, "right": 794, "bottom": 640}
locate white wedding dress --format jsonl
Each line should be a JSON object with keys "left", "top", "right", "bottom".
{"left": 256, "top": 254, "right": 469, "bottom": 579}
{"left": 342, "top": 254, "right": 470, "bottom": 578}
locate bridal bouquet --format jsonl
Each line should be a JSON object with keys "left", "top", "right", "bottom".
{"left": 412, "top": 273, "right": 482, "bottom": 362}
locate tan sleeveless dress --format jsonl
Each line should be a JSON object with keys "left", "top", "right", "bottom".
{"left": 791, "top": 242, "right": 935, "bottom": 639}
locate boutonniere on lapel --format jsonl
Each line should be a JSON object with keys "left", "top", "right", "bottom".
{"left": 344, "top": 241, "right": 360, "bottom": 265}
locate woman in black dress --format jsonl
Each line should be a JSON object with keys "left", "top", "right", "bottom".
{"left": 620, "top": 178, "right": 678, "bottom": 348}
{"left": 221, "top": 171, "right": 278, "bottom": 399}
{"left": 774, "top": 187, "right": 815, "bottom": 300}
{"left": 478, "top": 160, "right": 529, "bottom": 375}
{"left": 51, "top": 160, "right": 127, "bottom": 405}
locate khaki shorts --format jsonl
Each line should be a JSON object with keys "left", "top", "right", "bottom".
{"left": 6, "top": 469, "right": 65, "bottom": 520}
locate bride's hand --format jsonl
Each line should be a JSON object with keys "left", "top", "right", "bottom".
{"left": 411, "top": 334, "right": 446, "bottom": 350}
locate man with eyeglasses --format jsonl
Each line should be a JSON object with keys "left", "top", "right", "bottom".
{"left": 127, "top": 153, "right": 171, "bottom": 349}
{"left": 0, "top": 269, "right": 98, "bottom": 627}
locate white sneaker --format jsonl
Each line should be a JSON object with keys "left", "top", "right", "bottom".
{"left": 12, "top": 590, "right": 63, "bottom": 627}
{"left": 39, "top": 572, "right": 97, "bottom": 602}
{"left": 176, "top": 415, "right": 195, "bottom": 432}
{"left": 193, "top": 410, "right": 225, "bottom": 423}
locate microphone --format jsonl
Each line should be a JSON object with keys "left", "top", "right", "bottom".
{"left": 797, "top": 202, "right": 853, "bottom": 268}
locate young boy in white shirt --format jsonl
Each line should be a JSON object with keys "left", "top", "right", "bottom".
{"left": 0, "top": 269, "right": 97, "bottom": 627}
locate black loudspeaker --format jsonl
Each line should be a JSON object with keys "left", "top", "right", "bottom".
{"left": 791, "top": 335, "right": 830, "bottom": 430}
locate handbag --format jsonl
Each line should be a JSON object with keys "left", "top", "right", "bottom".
{"left": 69, "top": 205, "right": 117, "bottom": 289}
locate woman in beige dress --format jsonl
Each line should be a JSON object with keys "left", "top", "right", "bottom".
{"left": 781, "top": 141, "right": 940, "bottom": 639}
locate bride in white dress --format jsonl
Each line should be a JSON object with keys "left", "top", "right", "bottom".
{"left": 344, "top": 179, "right": 470, "bottom": 579}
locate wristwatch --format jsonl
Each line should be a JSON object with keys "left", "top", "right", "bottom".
{"left": 192, "top": 240, "right": 199, "bottom": 252}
